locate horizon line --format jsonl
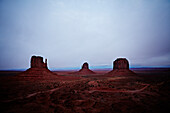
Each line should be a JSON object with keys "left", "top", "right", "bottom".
{"left": 0, "top": 65, "right": 170, "bottom": 71}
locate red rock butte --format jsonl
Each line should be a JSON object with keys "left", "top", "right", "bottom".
{"left": 71, "top": 62, "right": 96, "bottom": 75}
{"left": 18, "top": 55, "right": 58, "bottom": 80}
{"left": 31, "top": 56, "right": 47, "bottom": 68}
{"left": 113, "top": 58, "right": 129, "bottom": 69}
{"left": 105, "top": 58, "right": 136, "bottom": 76}
{"left": 82, "top": 62, "right": 89, "bottom": 69}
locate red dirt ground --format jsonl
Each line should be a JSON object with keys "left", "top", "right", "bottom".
{"left": 0, "top": 68, "right": 169, "bottom": 113}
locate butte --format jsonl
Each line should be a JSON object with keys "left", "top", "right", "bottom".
{"left": 18, "top": 55, "right": 59, "bottom": 80}
{"left": 105, "top": 58, "right": 136, "bottom": 77}
{"left": 71, "top": 62, "right": 96, "bottom": 75}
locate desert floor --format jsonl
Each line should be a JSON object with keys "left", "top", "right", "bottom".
{"left": 0, "top": 68, "right": 169, "bottom": 113}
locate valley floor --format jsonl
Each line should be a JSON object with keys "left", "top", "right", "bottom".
{"left": 0, "top": 68, "right": 169, "bottom": 113}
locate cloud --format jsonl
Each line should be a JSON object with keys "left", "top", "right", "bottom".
{"left": 0, "top": 0, "right": 170, "bottom": 69}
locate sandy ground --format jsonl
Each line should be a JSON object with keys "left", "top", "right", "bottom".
{"left": 0, "top": 68, "right": 169, "bottom": 113}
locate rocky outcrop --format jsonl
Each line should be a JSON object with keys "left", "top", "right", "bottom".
{"left": 71, "top": 62, "right": 95, "bottom": 75}
{"left": 18, "top": 55, "right": 58, "bottom": 80}
{"left": 31, "top": 56, "right": 47, "bottom": 68}
{"left": 113, "top": 58, "right": 129, "bottom": 69}
{"left": 82, "top": 62, "right": 89, "bottom": 69}
{"left": 105, "top": 58, "right": 136, "bottom": 76}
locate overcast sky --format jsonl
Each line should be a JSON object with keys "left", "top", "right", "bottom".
{"left": 0, "top": 0, "right": 170, "bottom": 70}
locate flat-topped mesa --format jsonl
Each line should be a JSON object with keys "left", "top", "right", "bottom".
{"left": 82, "top": 62, "right": 89, "bottom": 69}
{"left": 113, "top": 58, "right": 129, "bottom": 70}
{"left": 31, "top": 56, "right": 47, "bottom": 68}
{"left": 104, "top": 58, "right": 136, "bottom": 77}
{"left": 18, "top": 55, "right": 59, "bottom": 79}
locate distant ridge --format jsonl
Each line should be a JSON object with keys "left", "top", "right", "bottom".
{"left": 1, "top": 66, "right": 170, "bottom": 71}
{"left": 0, "top": 69, "right": 27, "bottom": 71}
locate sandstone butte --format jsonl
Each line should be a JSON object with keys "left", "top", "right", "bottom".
{"left": 105, "top": 58, "right": 136, "bottom": 76}
{"left": 71, "top": 62, "right": 96, "bottom": 75}
{"left": 18, "top": 56, "right": 59, "bottom": 80}
{"left": 18, "top": 56, "right": 136, "bottom": 78}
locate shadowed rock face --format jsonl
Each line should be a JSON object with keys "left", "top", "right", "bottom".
{"left": 70, "top": 62, "right": 95, "bottom": 75}
{"left": 77, "top": 62, "right": 95, "bottom": 75}
{"left": 113, "top": 58, "right": 129, "bottom": 70}
{"left": 31, "top": 56, "right": 47, "bottom": 68}
{"left": 18, "top": 55, "right": 59, "bottom": 79}
{"left": 82, "top": 62, "right": 89, "bottom": 69}
{"left": 105, "top": 58, "right": 136, "bottom": 76}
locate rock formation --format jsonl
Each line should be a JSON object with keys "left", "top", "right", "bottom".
{"left": 71, "top": 62, "right": 95, "bottom": 75}
{"left": 82, "top": 62, "right": 89, "bottom": 69}
{"left": 18, "top": 55, "right": 58, "bottom": 80}
{"left": 105, "top": 58, "right": 136, "bottom": 76}
{"left": 113, "top": 58, "right": 129, "bottom": 69}
{"left": 31, "top": 56, "right": 47, "bottom": 68}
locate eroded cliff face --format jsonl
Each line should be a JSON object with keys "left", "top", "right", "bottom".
{"left": 18, "top": 55, "right": 58, "bottom": 80}
{"left": 105, "top": 58, "right": 136, "bottom": 76}
{"left": 70, "top": 62, "right": 95, "bottom": 75}
{"left": 113, "top": 58, "right": 129, "bottom": 70}
{"left": 82, "top": 62, "right": 89, "bottom": 69}
{"left": 31, "top": 56, "right": 47, "bottom": 68}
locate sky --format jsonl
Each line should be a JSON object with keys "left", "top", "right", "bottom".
{"left": 0, "top": 0, "right": 170, "bottom": 70}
